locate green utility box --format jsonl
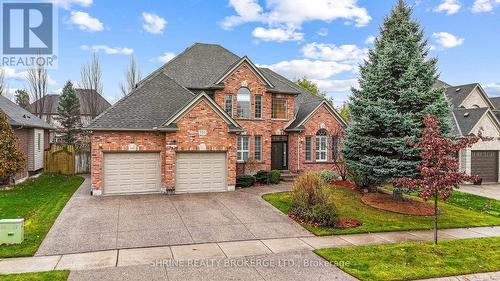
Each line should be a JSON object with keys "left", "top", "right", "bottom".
{"left": 0, "top": 218, "right": 24, "bottom": 244}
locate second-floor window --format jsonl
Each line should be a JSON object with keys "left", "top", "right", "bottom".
{"left": 254, "top": 95, "right": 262, "bottom": 119}
{"left": 224, "top": 94, "right": 233, "bottom": 117}
{"left": 272, "top": 96, "right": 287, "bottom": 119}
{"left": 237, "top": 87, "right": 251, "bottom": 119}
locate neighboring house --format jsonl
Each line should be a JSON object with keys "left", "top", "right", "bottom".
{"left": 0, "top": 95, "right": 52, "bottom": 182}
{"left": 438, "top": 81, "right": 500, "bottom": 183}
{"left": 27, "top": 89, "right": 111, "bottom": 142}
{"left": 86, "top": 43, "right": 347, "bottom": 195}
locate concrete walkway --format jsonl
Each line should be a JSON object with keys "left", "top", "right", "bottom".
{"left": 1, "top": 226, "right": 499, "bottom": 275}
{"left": 459, "top": 184, "right": 500, "bottom": 200}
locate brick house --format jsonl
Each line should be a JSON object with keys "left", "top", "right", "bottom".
{"left": 436, "top": 81, "right": 500, "bottom": 183}
{"left": 0, "top": 95, "right": 52, "bottom": 183}
{"left": 86, "top": 43, "right": 347, "bottom": 195}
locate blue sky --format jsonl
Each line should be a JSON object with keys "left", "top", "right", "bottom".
{"left": 4, "top": 0, "right": 500, "bottom": 106}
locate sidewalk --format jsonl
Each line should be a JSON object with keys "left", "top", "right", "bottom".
{"left": 0, "top": 226, "right": 499, "bottom": 275}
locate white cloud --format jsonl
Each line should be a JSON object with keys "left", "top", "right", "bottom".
{"left": 81, "top": 45, "right": 134, "bottom": 55}
{"left": 301, "top": 42, "right": 367, "bottom": 62}
{"left": 252, "top": 26, "right": 304, "bottom": 42}
{"left": 260, "top": 60, "right": 354, "bottom": 80}
{"left": 221, "top": 0, "right": 265, "bottom": 29}
{"left": 433, "top": 0, "right": 461, "bottom": 15}
{"left": 68, "top": 11, "right": 104, "bottom": 32}
{"left": 142, "top": 12, "right": 167, "bottom": 34}
{"left": 2, "top": 67, "right": 27, "bottom": 80}
{"left": 312, "top": 78, "right": 358, "bottom": 93}
{"left": 484, "top": 83, "right": 500, "bottom": 94}
{"left": 317, "top": 28, "right": 328, "bottom": 36}
{"left": 221, "top": 0, "right": 371, "bottom": 41}
{"left": 158, "top": 52, "right": 176, "bottom": 63}
{"left": 52, "top": 0, "right": 92, "bottom": 9}
{"left": 472, "top": 0, "right": 500, "bottom": 12}
{"left": 364, "top": 35, "right": 375, "bottom": 45}
{"left": 432, "top": 32, "right": 464, "bottom": 49}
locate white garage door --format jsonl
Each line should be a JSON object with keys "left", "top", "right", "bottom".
{"left": 176, "top": 152, "right": 227, "bottom": 193}
{"left": 103, "top": 152, "right": 161, "bottom": 195}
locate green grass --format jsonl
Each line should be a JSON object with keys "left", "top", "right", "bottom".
{"left": 0, "top": 174, "right": 84, "bottom": 258}
{"left": 446, "top": 191, "right": 500, "bottom": 217}
{"left": 262, "top": 185, "right": 500, "bottom": 235}
{"left": 314, "top": 237, "right": 500, "bottom": 281}
{"left": 0, "top": 270, "right": 69, "bottom": 281}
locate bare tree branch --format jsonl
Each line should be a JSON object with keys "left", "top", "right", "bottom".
{"left": 80, "top": 52, "right": 103, "bottom": 119}
{"left": 120, "top": 56, "right": 142, "bottom": 97}
{"left": 25, "top": 58, "right": 48, "bottom": 118}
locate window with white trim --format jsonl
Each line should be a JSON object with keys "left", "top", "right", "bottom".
{"left": 254, "top": 95, "right": 262, "bottom": 119}
{"left": 254, "top": 136, "right": 262, "bottom": 161}
{"left": 316, "top": 129, "right": 328, "bottom": 162}
{"left": 305, "top": 136, "right": 312, "bottom": 162}
{"left": 224, "top": 94, "right": 233, "bottom": 116}
{"left": 237, "top": 136, "right": 250, "bottom": 162}
{"left": 237, "top": 88, "right": 251, "bottom": 119}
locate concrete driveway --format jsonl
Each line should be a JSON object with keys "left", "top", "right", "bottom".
{"left": 459, "top": 184, "right": 500, "bottom": 200}
{"left": 36, "top": 177, "right": 311, "bottom": 256}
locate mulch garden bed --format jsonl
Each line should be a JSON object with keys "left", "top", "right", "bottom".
{"left": 289, "top": 214, "right": 362, "bottom": 229}
{"left": 329, "top": 180, "right": 360, "bottom": 190}
{"left": 361, "top": 192, "right": 435, "bottom": 216}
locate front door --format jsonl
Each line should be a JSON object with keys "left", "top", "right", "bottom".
{"left": 271, "top": 136, "right": 288, "bottom": 170}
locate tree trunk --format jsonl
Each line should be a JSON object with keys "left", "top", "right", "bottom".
{"left": 392, "top": 187, "right": 404, "bottom": 201}
{"left": 434, "top": 191, "right": 438, "bottom": 245}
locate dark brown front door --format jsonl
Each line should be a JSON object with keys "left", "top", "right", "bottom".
{"left": 271, "top": 136, "right": 288, "bottom": 170}
{"left": 471, "top": 150, "right": 499, "bottom": 182}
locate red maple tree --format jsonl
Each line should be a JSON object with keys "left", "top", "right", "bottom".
{"left": 393, "top": 114, "right": 491, "bottom": 244}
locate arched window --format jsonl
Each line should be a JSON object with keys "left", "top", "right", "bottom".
{"left": 237, "top": 87, "right": 251, "bottom": 119}
{"left": 316, "top": 129, "right": 328, "bottom": 162}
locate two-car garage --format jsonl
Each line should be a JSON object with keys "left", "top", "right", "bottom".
{"left": 102, "top": 152, "right": 227, "bottom": 195}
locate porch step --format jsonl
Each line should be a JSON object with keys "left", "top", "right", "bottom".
{"left": 280, "top": 172, "right": 298, "bottom": 182}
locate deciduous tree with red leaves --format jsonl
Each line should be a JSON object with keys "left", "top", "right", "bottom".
{"left": 393, "top": 114, "right": 491, "bottom": 244}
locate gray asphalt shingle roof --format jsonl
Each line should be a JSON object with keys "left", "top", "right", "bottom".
{"left": 87, "top": 71, "right": 195, "bottom": 130}
{"left": 490, "top": 97, "right": 500, "bottom": 109}
{"left": 27, "top": 89, "right": 110, "bottom": 116}
{"left": 452, "top": 108, "right": 489, "bottom": 136}
{"left": 444, "top": 83, "right": 479, "bottom": 108}
{"left": 0, "top": 95, "right": 52, "bottom": 129}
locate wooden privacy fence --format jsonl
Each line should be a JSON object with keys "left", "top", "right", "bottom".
{"left": 44, "top": 144, "right": 90, "bottom": 175}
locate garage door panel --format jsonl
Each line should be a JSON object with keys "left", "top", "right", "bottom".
{"left": 471, "top": 150, "right": 498, "bottom": 183}
{"left": 104, "top": 152, "right": 161, "bottom": 194}
{"left": 175, "top": 152, "right": 227, "bottom": 193}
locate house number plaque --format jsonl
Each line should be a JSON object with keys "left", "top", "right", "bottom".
{"left": 198, "top": 129, "right": 207, "bottom": 136}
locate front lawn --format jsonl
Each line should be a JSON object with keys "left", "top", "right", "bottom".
{"left": 0, "top": 271, "right": 69, "bottom": 281}
{"left": 0, "top": 174, "right": 84, "bottom": 257}
{"left": 262, "top": 185, "right": 500, "bottom": 235}
{"left": 315, "top": 237, "right": 500, "bottom": 281}
{"left": 446, "top": 191, "right": 500, "bottom": 217}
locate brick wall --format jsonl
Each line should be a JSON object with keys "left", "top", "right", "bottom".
{"left": 166, "top": 99, "right": 236, "bottom": 188}
{"left": 91, "top": 131, "right": 166, "bottom": 190}
{"left": 13, "top": 128, "right": 29, "bottom": 181}
{"left": 289, "top": 105, "right": 344, "bottom": 173}
{"left": 214, "top": 62, "right": 295, "bottom": 174}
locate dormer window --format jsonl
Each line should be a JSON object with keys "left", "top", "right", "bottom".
{"left": 237, "top": 87, "right": 251, "bottom": 119}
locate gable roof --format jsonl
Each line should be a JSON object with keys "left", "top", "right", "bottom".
{"left": 160, "top": 92, "right": 242, "bottom": 132}
{"left": 86, "top": 72, "right": 195, "bottom": 131}
{"left": 452, "top": 108, "right": 490, "bottom": 136}
{"left": 215, "top": 56, "right": 274, "bottom": 87}
{"left": 27, "top": 89, "right": 111, "bottom": 116}
{"left": 433, "top": 79, "right": 452, "bottom": 89}
{"left": 444, "top": 83, "right": 495, "bottom": 109}
{"left": 490, "top": 97, "right": 500, "bottom": 110}
{"left": 0, "top": 95, "right": 52, "bottom": 129}
{"left": 286, "top": 99, "right": 348, "bottom": 131}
